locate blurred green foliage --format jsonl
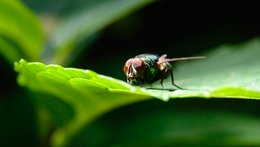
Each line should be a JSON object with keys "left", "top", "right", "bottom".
{"left": 0, "top": 0, "right": 43, "bottom": 64}
{"left": 1, "top": 0, "right": 260, "bottom": 146}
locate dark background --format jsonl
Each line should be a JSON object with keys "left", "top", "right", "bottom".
{"left": 78, "top": 0, "right": 260, "bottom": 80}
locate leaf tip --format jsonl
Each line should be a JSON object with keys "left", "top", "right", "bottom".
{"left": 14, "top": 59, "right": 27, "bottom": 72}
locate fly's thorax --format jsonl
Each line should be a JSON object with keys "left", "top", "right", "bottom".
{"left": 136, "top": 54, "right": 158, "bottom": 61}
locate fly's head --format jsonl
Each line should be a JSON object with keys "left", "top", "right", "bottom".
{"left": 123, "top": 57, "right": 146, "bottom": 85}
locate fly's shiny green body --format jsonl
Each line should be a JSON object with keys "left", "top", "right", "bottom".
{"left": 134, "top": 54, "right": 171, "bottom": 84}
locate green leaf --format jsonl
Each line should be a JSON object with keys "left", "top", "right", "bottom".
{"left": 14, "top": 59, "right": 150, "bottom": 146}
{"left": 72, "top": 100, "right": 260, "bottom": 146}
{"left": 173, "top": 38, "right": 260, "bottom": 99}
{"left": 0, "top": 0, "right": 44, "bottom": 64}
{"left": 44, "top": 0, "right": 153, "bottom": 65}
{"left": 15, "top": 38, "right": 260, "bottom": 146}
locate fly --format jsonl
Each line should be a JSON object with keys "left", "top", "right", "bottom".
{"left": 123, "top": 54, "right": 204, "bottom": 90}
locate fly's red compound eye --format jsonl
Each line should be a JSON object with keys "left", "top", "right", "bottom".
{"left": 124, "top": 58, "right": 144, "bottom": 75}
{"left": 131, "top": 58, "right": 144, "bottom": 70}
{"left": 124, "top": 59, "right": 132, "bottom": 74}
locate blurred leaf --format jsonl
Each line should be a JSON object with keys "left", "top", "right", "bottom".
{"left": 0, "top": 0, "right": 44, "bottom": 64}
{"left": 44, "top": 0, "right": 153, "bottom": 65}
{"left": 15, "top": 38, "right": 260, "bottom": 146}
{"left": 173, "top": 38, "right": 260, "bottom": 98}
{"left": 72, "top": 99, "right": 260, "bottom": 146}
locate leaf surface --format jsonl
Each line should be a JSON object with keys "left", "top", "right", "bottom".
{"left": 15, "top": 38, "right": 260, "bottom": 146}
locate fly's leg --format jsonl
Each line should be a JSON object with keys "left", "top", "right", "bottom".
{"left": 160, "top": 78, "right": 165, "bottom": 90}
{"left": 170, "top": 70, "right": 184, "bottom": 90}
{"left": 140, "top": 82, "right": 144, "bottom": 87}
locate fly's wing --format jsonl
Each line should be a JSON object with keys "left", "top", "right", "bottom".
{"left": 157, "top": 54, "right": 167, "bottom": 63}
{"left": 157, "top": 56, "right": 205, "bottom": 64}
{"left": 159, "top": 54, "right": 167, "bottom": 59}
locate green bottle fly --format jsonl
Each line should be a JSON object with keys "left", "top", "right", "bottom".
{"left": 123, "top": 54, "right": 204, "bottom": 89}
